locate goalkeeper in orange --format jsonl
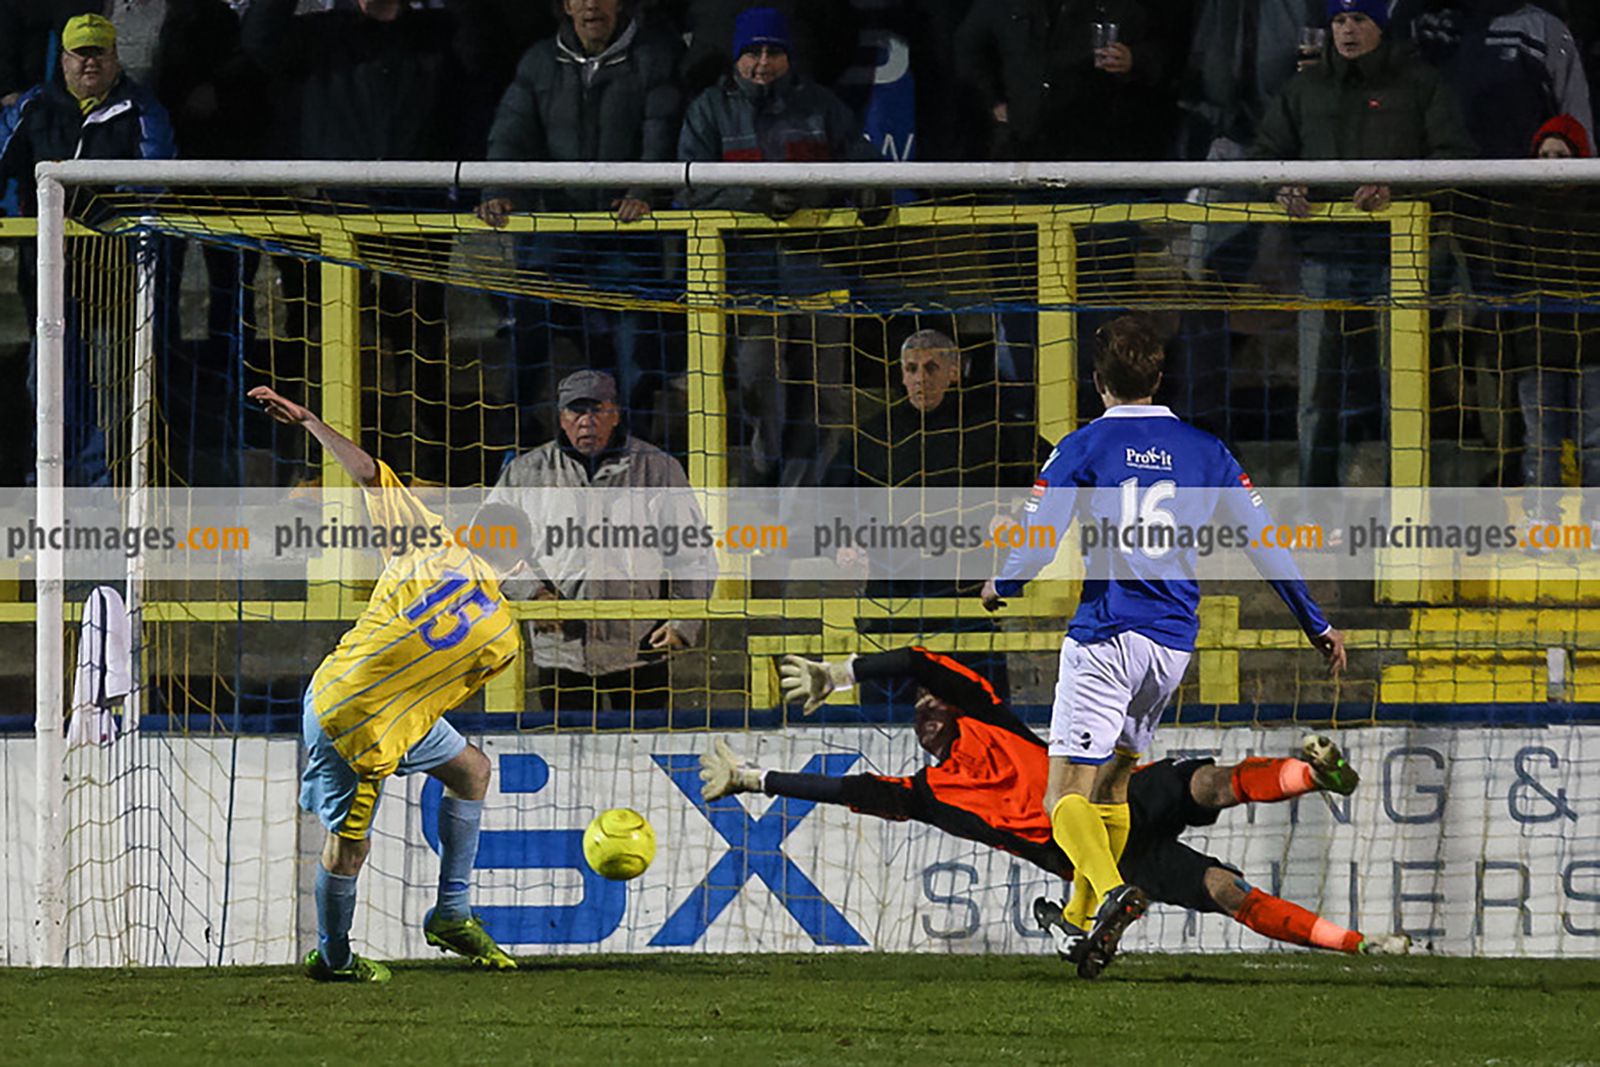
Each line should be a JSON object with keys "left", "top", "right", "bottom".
{"left": 252, "top": 385, "right": 532, "bottom": 983}
{"left": 700, "top": 647, "right": 1408, "bottom": 974}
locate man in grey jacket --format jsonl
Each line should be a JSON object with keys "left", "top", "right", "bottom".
{"left": 478, "top": 0, "right": 685, "bottom": 439}
{"left": 488, "top": 370, "right": 714, "bottom": 715}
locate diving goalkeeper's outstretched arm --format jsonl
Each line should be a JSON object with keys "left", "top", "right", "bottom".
{"left": 699, "top": 740, "right": 918, "bottom": 818}
{"left": 249, "top": 385, "right": 380, "bottom": 487}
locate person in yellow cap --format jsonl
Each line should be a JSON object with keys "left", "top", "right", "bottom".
{"left": 0, "top": 4, "right": 106, "bottom": 108}
{"left": 59, "top": 14, "right": 122, "bottom": 111}
{"left": 1, "top": 10, "right": 176, "bottom": 212}
{"left": 0, "top": 11, "right": 176, "bottom": 485}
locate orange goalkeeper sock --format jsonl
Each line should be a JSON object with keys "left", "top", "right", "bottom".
{"left": 1050, "top": 795, "right": 1122, "bottom": 901}
{"left": 1234, "top": 887, "right": 1362, "bottom": 953}
{"left": 1229, "top": 758, "right": 1315, "bottom": 803}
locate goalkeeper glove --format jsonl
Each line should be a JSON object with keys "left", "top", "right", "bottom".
{"left": 699, "top": 740, "right": 764, "bottom": 801}
{"left": 778, "top": 654, "right": 857, "bottom": 713}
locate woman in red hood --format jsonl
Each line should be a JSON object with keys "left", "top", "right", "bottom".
{"left": 1531, "top": 113, "right": 1593, "bottom": 160}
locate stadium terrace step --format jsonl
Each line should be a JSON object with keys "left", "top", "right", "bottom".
{"left": 1380, "top": 649, "right": 1551, "bottom": 704}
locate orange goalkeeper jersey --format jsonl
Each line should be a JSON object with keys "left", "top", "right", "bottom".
{"left": 855, "top": 648, "right": 1066, "bottom": 875}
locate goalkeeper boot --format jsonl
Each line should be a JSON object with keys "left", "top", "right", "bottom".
{"left": 1032, "top": 896, "right": 1086, "bottom": 961}
{"left": 1074, "top": 884, "right": 1148, "bottom": 981}
{"left": 1359, "top": 933, "right": 1412, "bottom": 956}
{"left": 303, "top": 948, "right": 391, "bottom": 984}
{"left": 423, "top": 909, "right": 517, "bottom": 971}
{"left": 1301, "top": 734, "right": 1360, "bottom": 796}
{"left": 699, "top": 740, "right": 763, "bottom": 801}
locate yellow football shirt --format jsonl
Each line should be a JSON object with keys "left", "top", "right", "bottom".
{"left": 308, "top": 462, "right": 520, "bottom": 778}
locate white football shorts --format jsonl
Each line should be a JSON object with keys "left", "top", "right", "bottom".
{"left": 1049, "top": 631, "right": 1191, "bottom": 762}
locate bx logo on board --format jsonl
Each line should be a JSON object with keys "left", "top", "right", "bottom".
{"left": 420, "top": 752, "right": 866, "bottom": 947}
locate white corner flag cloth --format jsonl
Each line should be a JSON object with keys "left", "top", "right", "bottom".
{"left": 67, "top": 586, "right": 133, "bottom": 748}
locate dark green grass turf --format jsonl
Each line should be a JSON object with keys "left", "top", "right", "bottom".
{"left": 4, "top": 953, "right": 1599, "bottom": 1066}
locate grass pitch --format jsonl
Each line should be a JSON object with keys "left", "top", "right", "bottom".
{"left": 5, "top": 953, "right": 1598, "bottom": 1066}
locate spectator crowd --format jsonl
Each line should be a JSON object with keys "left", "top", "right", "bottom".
{"left": 4, "top": 0, "right": 1600, "bottom": 708}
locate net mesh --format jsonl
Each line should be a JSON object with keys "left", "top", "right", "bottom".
{"left": 5, "top": 179, "right": 1597, "bottom": 964}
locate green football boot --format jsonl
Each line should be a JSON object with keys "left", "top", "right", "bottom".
{"left": 1301, "top": 733, "right": 1361, "bottom": 796}
{"left": 423, "top": 909, "right": 518, "bottom": 971}
{"left": 303, "top": 948, "right": 392, "bottom": 983}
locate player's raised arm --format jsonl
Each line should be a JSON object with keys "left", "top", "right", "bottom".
{"left": 778, "top": 653, "right": 859, "bottom": 713}
{"left": 1215, "top": 452, "right": 1346, "bottom": 677}
{"left": 780, "top": 647, "right": 1040, "bottom": 741}
{"left": 249, "top": 385, "right": 380, "bottom": 487}
{"left": 778, "top": 650, "right": 994, "bottom": 717}
{"left": 867, "top": 646, "right": 1003, "bottom": 712}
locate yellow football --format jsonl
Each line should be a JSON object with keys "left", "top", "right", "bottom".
{"left": 582, "top": 807, "right": 657, "bottom": 881}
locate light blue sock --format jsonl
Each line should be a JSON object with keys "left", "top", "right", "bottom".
{"left": 435, "top": 795, "right": 484, "bottom": 921}
{"left": 316, "top": 865, "right": 359, "bottom": 970}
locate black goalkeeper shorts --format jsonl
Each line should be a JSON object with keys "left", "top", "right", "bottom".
{"left": 1119, "top": 758, "right": 1239, "bottom": 915}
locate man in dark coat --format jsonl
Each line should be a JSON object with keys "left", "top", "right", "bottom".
{"left": 242, "top": 0, "right": 472, "bottom": 163}
{"left": 829, "top": 329, "right": 1054, "bottom": 707}
{"left": 955, "top": 0, "right": 1165, "bottom": 161}
{"left": 1253, "top": 0, "right": 1475, "bottom": 488}
{"left": 243, "top": 0, "right": 480, "bottom": 482}
{"left": 838, "top": 329, "right": 1050, "bottom": 493}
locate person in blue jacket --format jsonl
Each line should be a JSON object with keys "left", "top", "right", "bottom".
{"left": 1, "top": 13, "right": 176, "bottom": 486}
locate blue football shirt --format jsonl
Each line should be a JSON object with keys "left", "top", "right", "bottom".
{"left": 994, "top": 405, "right": 1329, "bottom": 653}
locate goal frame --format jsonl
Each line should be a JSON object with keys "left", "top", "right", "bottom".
{"left": 29, "top": 157, "right": 1600, "bottom": 965}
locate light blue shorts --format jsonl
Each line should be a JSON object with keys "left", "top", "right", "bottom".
{"left": 299, "top": 689, "right": 466, "bottom": 839}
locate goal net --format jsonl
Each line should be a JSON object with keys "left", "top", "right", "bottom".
{"left": 5, "top": 160, "right": 1598, "bottom": 965}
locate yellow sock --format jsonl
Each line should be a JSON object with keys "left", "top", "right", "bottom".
{"left": 1063, "top": 875, "right": 1095, "bottom": 930}
{"left": 1049, "top": 795, "right": 1122, "bottom": 900}
{"left": 1060, "top": 802, "right": 1131, "bottom": 926}
{"left": 1095, "top": 801, "right": 1131, "bottom": 866}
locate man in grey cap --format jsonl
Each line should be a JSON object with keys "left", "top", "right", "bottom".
{"left": 488, "top": 369, "right": 714, "bottom": 715}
